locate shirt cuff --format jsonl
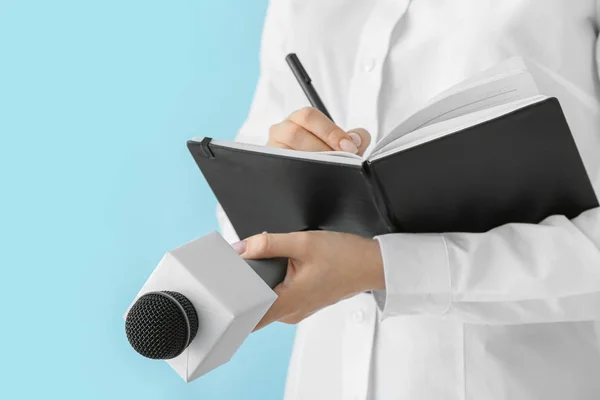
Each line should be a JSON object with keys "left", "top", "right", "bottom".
{"left": 372, "top": 233, "right": 452, "bottom": 319}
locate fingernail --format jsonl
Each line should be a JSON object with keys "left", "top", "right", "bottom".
{"left": 348, "top": 132, "right": 362, "bottom": 147}
{"left": 339, "top": 138, "right": 358, "bottom": 154}
{"left": 231, "top": 240, "right": 247, "bottom": 255}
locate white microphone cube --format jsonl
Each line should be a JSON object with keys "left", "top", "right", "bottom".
{"left": 124, "top": 231, "right": 278, "bottom": 382}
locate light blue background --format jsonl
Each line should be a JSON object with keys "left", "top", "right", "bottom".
{"left": 0, "top": 1, "right": 296, "bottom": 399}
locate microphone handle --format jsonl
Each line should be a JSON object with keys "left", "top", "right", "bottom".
{"left": 245, "top": 258, "right": 288, "bottom": 289}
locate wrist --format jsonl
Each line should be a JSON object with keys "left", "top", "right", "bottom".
{"left": 360, "top": 238, "right": 385, "bottom": 292}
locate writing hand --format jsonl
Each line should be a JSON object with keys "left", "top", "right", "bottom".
{"left": 267, "top": 107, "right": 371, "bottom": 155}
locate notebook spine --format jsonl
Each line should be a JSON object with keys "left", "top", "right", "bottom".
{"left": 361, "top": 161, "right": 397, "bottom": 233}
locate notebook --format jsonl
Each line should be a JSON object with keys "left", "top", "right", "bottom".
{"left": 188, "top": 59, "right": 598, "bottom": 239}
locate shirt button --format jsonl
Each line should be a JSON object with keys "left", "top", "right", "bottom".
{"left": 363, "top": 58, "right": 376, "bottom": 72}
{"left": 352, "top": 310, "right": 365, "bottom": 324}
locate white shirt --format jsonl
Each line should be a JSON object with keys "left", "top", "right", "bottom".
{"left": 217, "top": 1, "right": 600, "bottom": 399}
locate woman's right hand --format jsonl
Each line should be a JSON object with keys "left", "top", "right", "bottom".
{"left": 267, "top": 107, "right": 371, "bottom": 156}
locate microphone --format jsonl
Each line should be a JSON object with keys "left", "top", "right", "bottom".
{"left": 123, "top": 231, "right": 287, "bottom": 382}
{"left": 125, "top": 291, "right": 199, "bottom": 360}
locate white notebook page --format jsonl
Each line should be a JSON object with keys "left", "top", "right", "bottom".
{"left": 368, "top": 62, "right": 540, "bottom": 156}
{"left": 369, "top": 95, "right": 548, "bottom": 161}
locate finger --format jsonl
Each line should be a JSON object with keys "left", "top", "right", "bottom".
{"left": 268, "top": 120, "right": 332, "bottom": 151}
{"left": 288, "top": 107, "right": 359, "bottom": 154}
{"left": 253, "top": 301, "right": 284, "bottom": 331}
{"left": 241, "top": 232, "right": 310, "bottom": 260}
{"left": 279, "top": 312, "right": 305, "bottom": 325}
{"left": 346, "top": 128, "right": 372, "bottom": 156}
{"left": 253, "top": 285, "right": 294, "bottom": 331}
{"left": 268, "top": 141, "right": 293, "bottom": 150}
{"left": 253, "top": 310, "right": 278, "bottom": 331}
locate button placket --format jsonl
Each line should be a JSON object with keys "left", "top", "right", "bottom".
{"left": 341, "top": 2, "right": 411, "bottom": 399}
{"left": 345, "top": 0, "right": 411, "bottom": 147}
{"left": 342, "top": 297, "right": 377, "bottom": 400}
{"left": 352, "top": 309, "right": 366, "bottom": 324}
{"left": 363, "top": 58, "right": 376, "bottom": 73}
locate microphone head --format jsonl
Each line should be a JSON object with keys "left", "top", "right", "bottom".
{"left": 125, "top": 291, "right": 199, "bottom": 360}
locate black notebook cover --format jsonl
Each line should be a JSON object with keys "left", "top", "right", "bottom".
{"left": 188, "top": 98, "right": 598, "bottom": 240}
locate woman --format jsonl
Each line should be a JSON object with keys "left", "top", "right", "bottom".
{"left": 219, "top": 1, "right": 600, "bottom": 399}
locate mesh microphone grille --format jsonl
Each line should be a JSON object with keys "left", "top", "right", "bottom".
{"left": 125, "top": 291, "right": 199, "bottom": 360}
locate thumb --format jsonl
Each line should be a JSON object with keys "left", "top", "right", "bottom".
{"left": 346, "top": 128, "right": 371, "bottom": 156}
{"left": 239, "top": 232, "right": 303, "bottom": 260}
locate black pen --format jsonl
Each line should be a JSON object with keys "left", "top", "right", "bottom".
{"left": 285, "top": 53, "right": 334, "bottom": 122}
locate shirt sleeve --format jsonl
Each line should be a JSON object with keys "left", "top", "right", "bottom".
{"left": 373, "top": 209, "right": 600, "bottom": 325}
{"left": 217, "top": 0, "right": 290, "bottom": 243}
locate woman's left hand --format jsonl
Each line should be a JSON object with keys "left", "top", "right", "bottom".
{"left": 232, "top": 231, "right": 385, "bottom": 331}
